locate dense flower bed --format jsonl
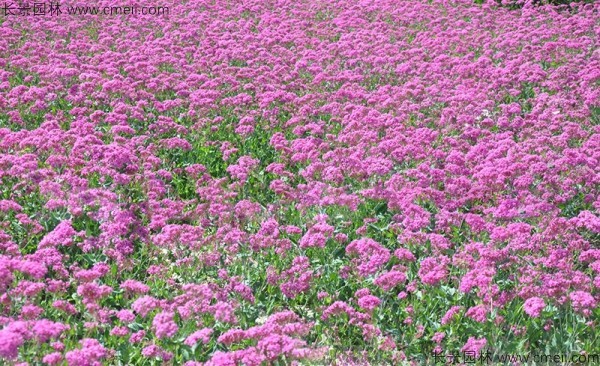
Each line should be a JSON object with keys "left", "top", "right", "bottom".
{"left": 0, "top": 0, "right": 599, "bottom": 364}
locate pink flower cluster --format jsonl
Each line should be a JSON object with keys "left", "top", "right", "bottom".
{"left": 0, "top": 0, "right": 598, "bottom": 363}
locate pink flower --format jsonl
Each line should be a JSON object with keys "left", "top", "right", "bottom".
{"left": 418, "top": 256, "right": 449, "bottom": 286}
{"left": 357, "top": 295, "right": 381, "bottom": 312}
{"left": 116, "top": 310, "right": 135, "bottom": 323}
{"left": 374, "top": 271, "right": 407, "bottom": 291}
{"left": 465, "top": 305, "right": 488, "bottom": 323}
{"left": 345, "top": 238, "right": 391, "bottom": 277}
{"left": 257, "top": 334, "right": 303, "bottom": 361}
{"left": 461, "top": 337, "right": 487, "bottom": 358}
{"left": 441, "top": 306, "right": 463, "bottom": 325}
{"left": 226, "top": 156, "right": 259, "bottom": 182}
{"left": 21, "top": 304, "right": 44, "bottom": 319}
{"left": 129, "top": 330, "right": 146, "bottom": 344}
{"left": 120, "top": 280, "right": 150, "bottom": 294}
{"left": 432, "top": 332, "right": 445, "bottom": 344}
{"left": 212, "top": 302, "right": 237, "bottom": 324}
{"left": 0, "top": 330, "right": 24, "bottom": 359}
{"left": 110, "top": 326, "right": 129, "bottom": 337}
{"left": 38, "top": 221, "right": 77, "bottom": 249}
{"left": 184, "top": 328, "right": 213, "bottom": 347}
{"left": 141, "top": 344, "right": 161, "bottom": 357}
{"left": 394, "top": 248, "right": 416, "bottom": 262}
{"left": 131, "top": 296, "right": 159, "bottom": 318}
{"left": 523, "top": 297, "right": 545, "bottom": 318}
{"left": 65, "top": 338, "right": 107, "bottom": 366}
{"left": 42, "top": 352, "right": 63, "bottom": 365}
{"left": 355, "top": 288, "right": 371, "bottom": 298}
{"left": 569, "top": 291, "right": 596, "bottom": 313}
{"left": 33, "top": 320, "right": 69, "bottom": 343}
{"left": 152, "top": 311, "right": 178, "bottom": 339}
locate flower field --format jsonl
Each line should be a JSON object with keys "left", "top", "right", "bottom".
{"left": 0, "top": 0, "right": 599, "bottom": 364}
